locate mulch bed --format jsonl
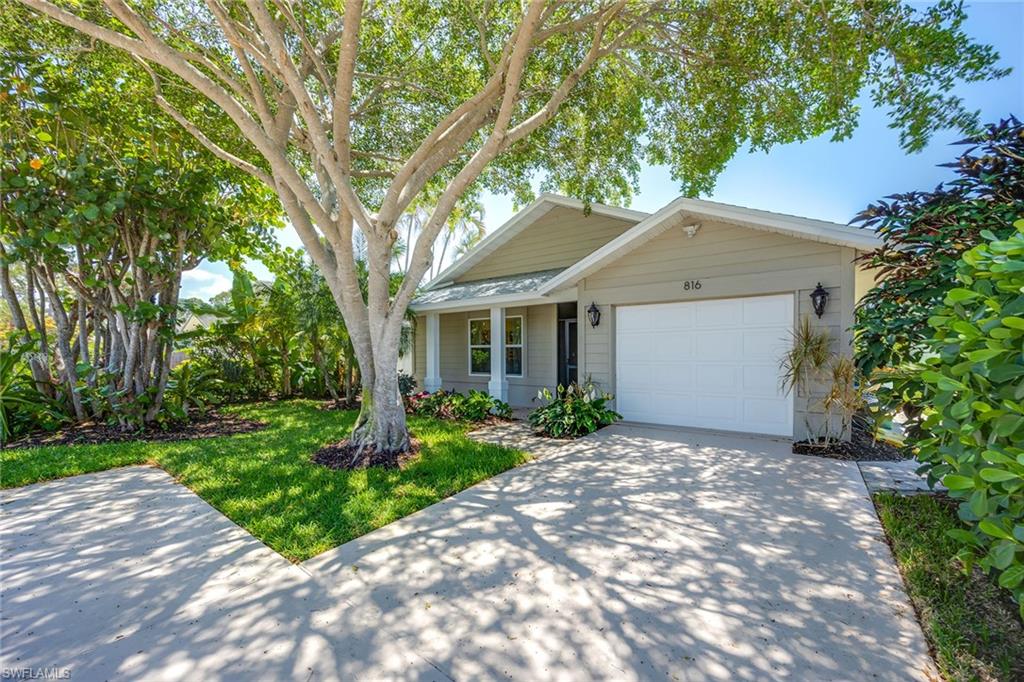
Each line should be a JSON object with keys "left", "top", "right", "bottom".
{"left": 312, "top": 438, "right": 421, "bottom": 471}
{"left": 793, "top": 416, "right": 906, "bottom": 461}
{"left": 5, "top": 411, "right": 267, "bottom": 450}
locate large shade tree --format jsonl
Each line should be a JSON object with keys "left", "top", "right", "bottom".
{"left": 16, "top": 0, "right": 1006, "bottom": 457}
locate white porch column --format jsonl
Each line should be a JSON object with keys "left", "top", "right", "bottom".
{"left": 488, "top": 306, "right": 508, "bottom": 402}
{"left": 424, "top": 313, "right": 442, "bottom": 392}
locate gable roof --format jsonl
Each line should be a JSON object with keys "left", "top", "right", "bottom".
{"left": 538, "top": 196, "right": 883, "bottom": 294}
{"left": 411, "top": 193, "right": 883, "bottom": 312}
{"left": 424, "top": 193, "right": 648, "bottom": 290}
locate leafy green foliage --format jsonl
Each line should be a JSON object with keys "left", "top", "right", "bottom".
{"left": 854, "top": 117, "right": 1024, "bottom": 376}
{"left": 897, "top": 223, "right": 1024, "bottom": 615}
{"left": 0, "top": 401, "right": 530, "bottom": 561}
{"left": 165, "top": 362, "right": 224, "bottom": 418}
{"left": 529, "top": 380, "right": 620, "bottom": 439}
{"left": 0, "top": 13, "right": 280, "bottom": 429}
{"left": 407, "top": 389, "right": 511, "bottom": 423}
{"left": 0, "top": 336, "right": 64, "bottom": 445}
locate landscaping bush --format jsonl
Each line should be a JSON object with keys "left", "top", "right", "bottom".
{"left": 898, "top": 221, "right": 1024, "bottom": 616}
{"left": 529, "top": 380, "right": 620, "bottom": 438}
{"left": 406, "top": 389, "right": 511, "bottom": 422}
{"left": 397, "top": 371, "right": 417, "bottom": 398}
{"left": 854, "top": 117, "right": 1024, "bottom": 379}
{"left": 0, "top": 336, "right": 65, "bottom": 445}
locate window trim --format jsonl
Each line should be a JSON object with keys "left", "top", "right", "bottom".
{"left": 467, "top": 314, "right": 526, "bottom": 378}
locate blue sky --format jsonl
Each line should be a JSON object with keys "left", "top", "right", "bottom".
{"left": 181, "top": 1, "right": 1024, "bottom": 300}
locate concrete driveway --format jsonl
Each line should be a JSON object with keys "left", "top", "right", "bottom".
{"left": 1, "top": 425, "right": 934, "bottom": 680}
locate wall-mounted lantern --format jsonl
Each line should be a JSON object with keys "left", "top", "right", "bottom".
{"left": 586, "top": 302, "right": 601, "bottom": 328}
{"left": 810, "top": 283, "right": 829, "bottom": 318}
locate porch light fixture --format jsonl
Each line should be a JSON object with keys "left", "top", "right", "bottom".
{"left": 586, "top": 302, "right": 601, "bottom": 328}
{"left": 810, "top": 283, "right": 829, "bottom": 318}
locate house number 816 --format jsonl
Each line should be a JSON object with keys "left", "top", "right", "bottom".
{"left": 682, "top": 279, "right": 702, "bottom": 291}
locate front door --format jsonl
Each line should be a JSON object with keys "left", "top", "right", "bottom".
{"left": 558, "top": 318, "right": 578, "bottom": 387}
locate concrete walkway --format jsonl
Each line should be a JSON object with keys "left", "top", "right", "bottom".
{"left": 859, "top": 459, "right": 944, "bottom": 495}
{"left": 1, "top": 426, "right": 935, "bottom": 681}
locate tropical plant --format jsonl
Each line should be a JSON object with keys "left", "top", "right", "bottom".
{"left": 529, "top": 380, "right": 620, "bottom": 439}
{"left": 17, "top": 0, "right": 1006, "bottom": 457}
{"left": 0, "top": 336, "right": 63, "bottom": 445}
{"left": 165, "top": 362, "right": 224, "bottom": 418}
{"left": 896, "top": 222, "right": 1024, "bottom": 616}
{"left": 779, "top": 316, "right": 865, "bottom": 444}
{"left": 407, "top": 389, "right": 510, "bottom": 423}
{"left": 779, "top": 316, "right": 832, "bottom": 396}
{"left": 854, "top": 117, "right": 1024, "bottom": 378}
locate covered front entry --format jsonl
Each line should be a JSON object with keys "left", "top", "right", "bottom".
{"left": 614, "top": 293, "right": 794, "bottom": 436}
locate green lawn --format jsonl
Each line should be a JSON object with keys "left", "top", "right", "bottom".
{"left": 873, "top": 493, "right": 1024, "bottom": 681}
{"left": 1, "top": 401, "right": 530, "bottom": 562}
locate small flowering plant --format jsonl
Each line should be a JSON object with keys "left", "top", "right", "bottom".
{"left": 528, "top": 379, "right": 620, "bottom": 438}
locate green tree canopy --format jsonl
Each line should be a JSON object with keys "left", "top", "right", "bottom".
{"left": 13, "top": 0, "right": 1009, "bottom": 455}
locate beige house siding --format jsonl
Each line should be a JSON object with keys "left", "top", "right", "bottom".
{"left": 576, "top": 220, "right": 858, "bottom": 440}
{"left": 455, "top": 206, "right": 636, "bottom": 282}
{"left": 413, "top": 304, "right": 557, "bottom": 406}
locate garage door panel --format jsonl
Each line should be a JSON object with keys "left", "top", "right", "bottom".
{"left": 646, "top": 393, "right": 696, "bottom": 424}
{"left": 743, "top": 295, "right": 791, "bottom": 325}
{"left": 649, "top": 303, "right": 694, "bottom": 330}
{"left": 696, "top": 395, "right": 738, "bottom": 421}
{"left": 615, "top": 294, "right": 793, "bottom": 437}
{"left": 617, "top": 333, "right": 652, "bottom": 364}
{"left": 695, "top": 365, "right": 737, "bottom": 393}
{"left": 617, "top": 389, "right": 652, "bottom": 416}
{"left": 616, "top": 362, "right": 652, "bottom": 390}
{"left": 742, "top": 330, "right": 789, "bottom": 359}
{"left": 695, "top": 332, "right": 740, "bottom": 360}
{"left": 742, "top": 364, "right": 781, "bottom": 396}
{"left": 651, "top": 332, "right": 693, "bottom": 362}
{"left": 617, "top": 305, "right": 654, "bottom": 328}
{"left": 650, "top": 364, "right": 693, "bottom": 391}
{"left": 694, "top": 299, "right": 739, "bottom": 327}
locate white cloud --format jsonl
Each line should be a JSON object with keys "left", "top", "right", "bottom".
{"left": 182, "top": 267, "right": 232, "bottom": 300}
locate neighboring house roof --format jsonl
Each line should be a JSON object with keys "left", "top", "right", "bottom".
{"left": 411, "top": 193, "right": 883, "bottom": 312}
{"left": 178, "top": 311, "right": 223, "bottom": 332}
{"left": 425, "top": 193, "right": 649, "bottom": 290}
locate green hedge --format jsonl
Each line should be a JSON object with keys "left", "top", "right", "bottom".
{"left": 912, "top": 221, "right": 1024, "bottom": 616}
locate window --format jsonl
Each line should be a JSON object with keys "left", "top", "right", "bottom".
{"left": 467, "top": 315, "right": 525, "bottom": 377}
{"left": 468, "top": 318, "right": 491, "bottom": 375}
{"left": 505, "top": 316, "right": 524, "bottom": 376}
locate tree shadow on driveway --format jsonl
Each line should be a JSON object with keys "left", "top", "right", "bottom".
{"left": 0, "top": 425, "right": 935, "bottom": 680}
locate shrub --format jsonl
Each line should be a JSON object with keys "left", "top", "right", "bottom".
{"left": 0, "top": 336, "right": 65, "bottom": 444}
{"left": 407, "top": 389, "right": 511, "bottom": 422}
{"left": 854, "top": 117, "right": 1024, "bottom": 378}
{"left": 529, "top": 380, "right": 620, "bottom": 438}
{"left": 397, "top": 371, "right": 417, "bottom": 398}
{"left": 900, "top": 222, "right": 1024, "bottom": 616}
{"left": 165, "top": 362, "right": 224, "bottom": 418}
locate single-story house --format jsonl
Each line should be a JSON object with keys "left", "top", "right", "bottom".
{"left": 409, "top": 193, "right": 882, "bottom": 440}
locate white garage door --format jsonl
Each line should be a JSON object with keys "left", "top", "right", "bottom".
{"left": 615, "top": 294, "right": 794, "bottom": 436}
